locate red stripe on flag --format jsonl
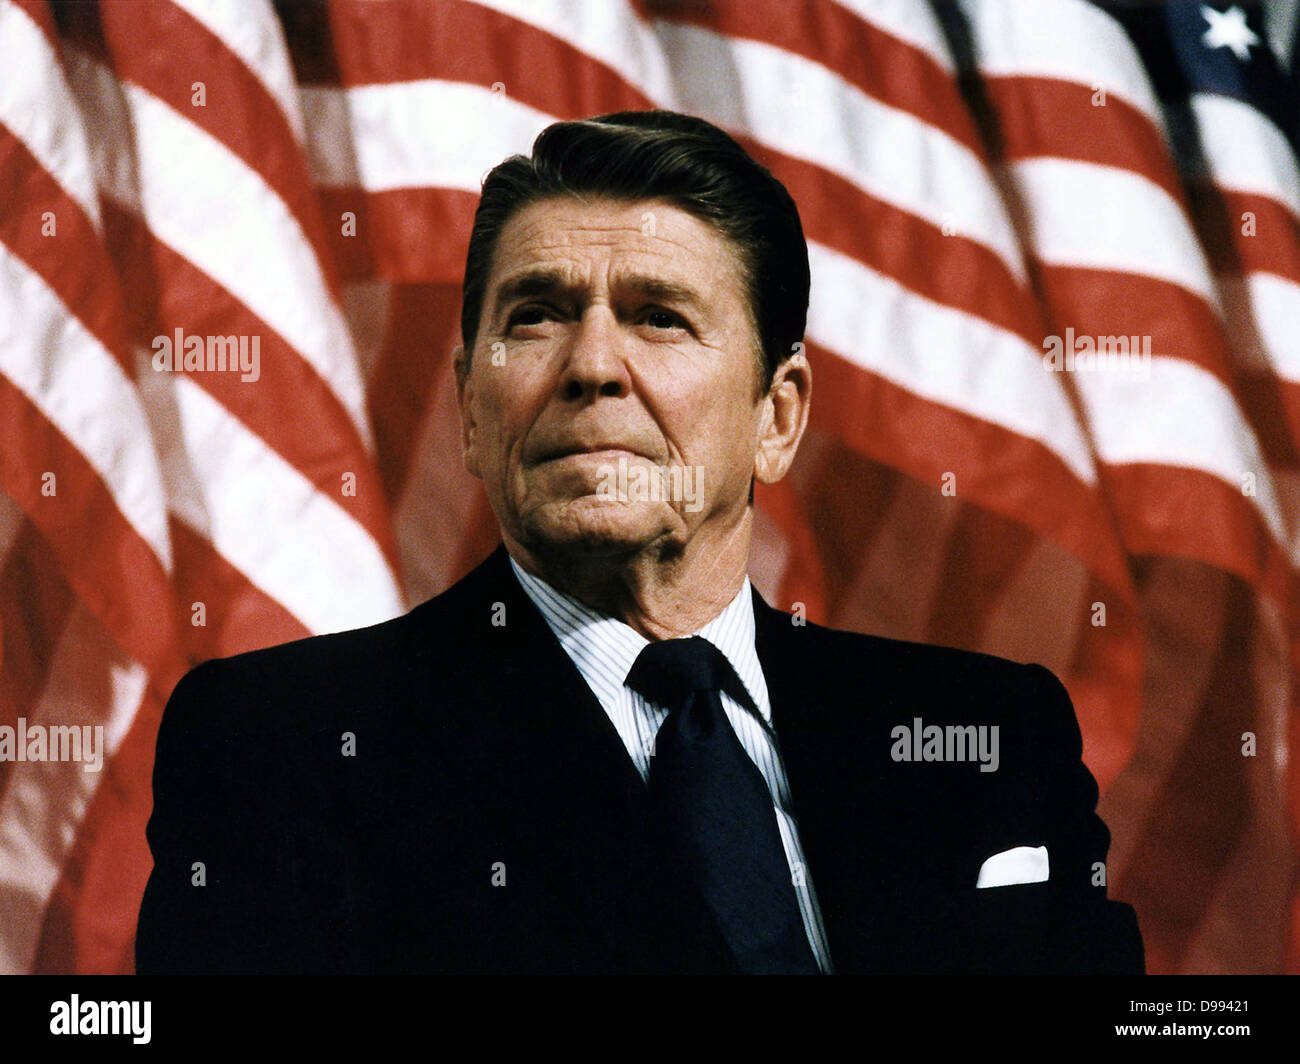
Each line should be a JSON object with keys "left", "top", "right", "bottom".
{"left": 633, "top": 0, "right": 985, "bottom": 155}
{"left": 1068, "top": 573, "right": 1146, "bottom": 790}
{"left": 1037, "top": 266, "right": 1238, "bottom": 387}
{"left": 10, "top": 0, "right": 57, "bottom": 40}
{"left": 0, "top": 381, "right": 182, "bottom": 694}
{"left": 924, "top": 505, "right": 1038, "bottom": 650}
{"left": 1113, "top": 576, "right": 1258, "bottom": 974}
{"left": 813, "top": 344, "right": 1134, "bottom": 597}
{"left": 1197, "top": 187, "right": 1300, "bottom": 284}
{"left": 319, "top": 187, "right": 479, "bottom": 285}
{"left": 1103, "top": 463, "right": 1291, "bottom": 605}
{"left": 324, "top": 0, "right": 652, "bottom": 113}
{"left": 366, "top": 283, "right": 463, "bottom": 505}
{"left": 984, "top": 75, "right": 1185, "bottom": 206}
{"left": 1235, "top": 375, "right": 1300, "bottom": 469}
{"left": 753, "top": 476, "right": 830, "bottom": 625}
{"left": 95, "top": 0, "right": 342, "bottom": 301}
{"left": 0, "top": 128, "right": 133, "bottom": 377}
{"left": 747, "top": 141, "right": 1040, "bottom": 345}
{"left": 101, "top": 202, "right": 401, "bottom": 575}
{"left": 31, "top": 686, "right": 164, "bottom": 975}
{"left": 170, "top": 518, "right": 311, "bottom": 662}
{"left": 0, "top": 521, "right": 75, "bottom": 796}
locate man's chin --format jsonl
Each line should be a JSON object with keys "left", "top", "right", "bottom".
{"left": 520, "top": 497, "right": 681, "bottom": 557}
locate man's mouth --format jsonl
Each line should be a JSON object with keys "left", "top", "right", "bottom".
{"left": 536, "top": 444, "right": 644, "bottom": 464}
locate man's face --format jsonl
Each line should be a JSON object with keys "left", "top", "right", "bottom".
{"left": 456, "top": 196, "right": 795, "bottom": 564}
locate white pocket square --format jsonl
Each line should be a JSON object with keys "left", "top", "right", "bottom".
{"left": 976, "top": 845, "right": 1050, "bottom": 888}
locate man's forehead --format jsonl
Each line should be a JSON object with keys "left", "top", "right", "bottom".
{"left": 487, "top": 197, "right": 739, "bottom": 287}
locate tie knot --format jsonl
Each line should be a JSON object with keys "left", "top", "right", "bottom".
{"left": 625, "top": 636, "right": 735, "bottom": 707}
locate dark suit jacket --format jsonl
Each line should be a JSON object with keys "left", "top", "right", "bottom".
{"left": 136, "top": 544, "right": 1143, "bottom": 974}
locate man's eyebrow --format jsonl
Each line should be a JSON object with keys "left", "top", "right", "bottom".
{"left": 491, "top": 269, "right": 570, "bottom": 317}
{"left": 490, "top": 269, "right": 709, "bottom": 320}
{"left": 620, "top": 275, "right": 707, "bottom": 311}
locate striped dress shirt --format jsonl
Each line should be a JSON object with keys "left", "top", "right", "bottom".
{"left": 509, "top": 556, "right": 834, "bottom": 973}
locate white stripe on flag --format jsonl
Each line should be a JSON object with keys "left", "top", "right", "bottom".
{"left": 1192, "top": 93, "right": 1300, "bottom": 219}
{"left": 0, "top": 606, "right": 150, "bottom": 974}
{"left": 0, "top": 243, "right": 172, "bottom": 568}
{"left": 655, "top": 18, "right": 1028, "bottom": 281}
{"left": 960, "top": 0, "right": 1165, "bottom": 124}
{"left": 0, "top": 0, "right": 102, "bottom": 226}
{"left": 1220, "top": 273, "right": 1300, "bottom": 381}
{"left": 1076, "top": 358, "right": 1288, "bottom": 544}
{"left": 806, "top": 238, "right": 1096, "bottom": 483}
{"left": 171, "top": 0, "right": 308, "bottom": 143}
{"left": 139, "top": 367, "right": 403, "bottom": 634}
{"left": 1012, "top": 157, "right": 1217, "bottom": 302}
{"left": 64, "top": 49, "right": 373, "bottom": 448}
{"left": 832, "top": 0, "right": 957, "bottom": 69}
{"left": 301, "top": 80, "right": 553, "bottom": 191}
{"left": 474, "top": 0, "right": 679, "bottom": 104}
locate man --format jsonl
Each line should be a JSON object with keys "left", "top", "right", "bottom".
{"left": 136, "top": 110, "right": 1143, "bottom": 974}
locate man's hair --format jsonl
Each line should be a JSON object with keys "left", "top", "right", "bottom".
{"left": 460, "top": 110, "right": 810, "bottom": 390}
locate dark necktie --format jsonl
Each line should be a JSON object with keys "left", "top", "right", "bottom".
{"left": 625, "top": 636, "right": 820, "bottom": 974}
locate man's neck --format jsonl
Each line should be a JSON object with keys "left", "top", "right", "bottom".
{"left": 505, "top": 511, "right": 753, "bottom": 640}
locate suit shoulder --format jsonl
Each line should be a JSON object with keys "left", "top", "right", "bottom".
{"left": 758, "top": 601, "right": 1070, "bottom": 731}
{"left": 779, "top": 607, "right": 1051, "bottom": 687}
{"left": 172, "top": 610, "right": 394, "bottom": 707}
{"left": 164, "top": 562, "right": 496, "bottom": 733}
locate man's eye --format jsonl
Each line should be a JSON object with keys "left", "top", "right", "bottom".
{"left": 644, "top": 309, "right": 685, "bottom": 330}
{"left": 507, "top": 306, "right": 552, "bottom": 330}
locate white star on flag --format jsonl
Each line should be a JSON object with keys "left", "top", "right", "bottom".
{"left": 1201, "top": 4, "right": 1261, "bottom": 61}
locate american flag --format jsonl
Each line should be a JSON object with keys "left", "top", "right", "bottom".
{"left": 0, "top": 0, "right": 1295, "bottom": 975}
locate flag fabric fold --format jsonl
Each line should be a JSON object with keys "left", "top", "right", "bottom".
{"left": 0, "top": 0, "right": 1294, "bottom": 974}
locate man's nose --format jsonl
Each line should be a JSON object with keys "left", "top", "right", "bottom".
{"left": 558, "top": 307, "right": 631, "bottom": 402}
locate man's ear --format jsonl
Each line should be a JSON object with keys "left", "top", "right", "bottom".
{"left": 453, "top": 343, "right": 482, "bottom": 479}
{"left": 753, "top": 348, "right": 811, "bottom": 485}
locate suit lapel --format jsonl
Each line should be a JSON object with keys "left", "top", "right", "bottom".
{"left": 448, "top": 546, "right": 735, "bottom": 971}
{"left": 752, "top": 588, "right": 894, "bottom": 973}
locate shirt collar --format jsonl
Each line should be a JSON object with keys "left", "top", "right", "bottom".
{"left": 508, "top": 555, "right": 771, "bottom": 722}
